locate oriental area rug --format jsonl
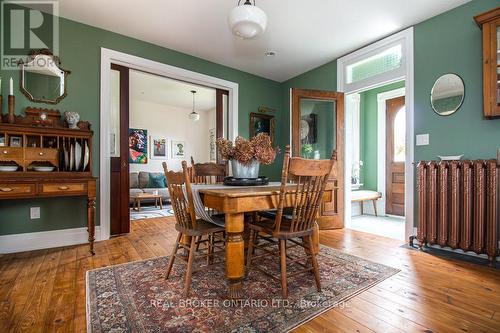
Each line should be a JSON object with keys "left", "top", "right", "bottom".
{"left": 86, "top": 245, "right": 399, "bottom": 332}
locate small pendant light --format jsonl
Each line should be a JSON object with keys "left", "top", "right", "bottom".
{"left": 188, "top": 90, "right": 200, "bottom": 121}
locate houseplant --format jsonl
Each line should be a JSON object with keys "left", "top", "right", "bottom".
{"left": 216, "top": 133, "right": 278, "bottom": 178}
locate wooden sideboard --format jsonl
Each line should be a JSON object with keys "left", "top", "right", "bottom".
{"left": 0, "top": 108, "right": 97, "bottom": 254}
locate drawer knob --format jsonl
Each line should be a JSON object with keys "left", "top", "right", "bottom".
{"left": 58, "top": 186, "right": 70, "bottom": 190}
{"left": 2, "top": 150, "right": 7, "bottom": 154}
{"left": 0, "top": 187, "right": 13, "bottom": 192}
{"left": 39, "top": 152, "right": 44, "bottom": 156}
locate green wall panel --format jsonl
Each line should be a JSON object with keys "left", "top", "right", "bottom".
{"left": 0, "top": 13, "right": 283, "bottom": 235}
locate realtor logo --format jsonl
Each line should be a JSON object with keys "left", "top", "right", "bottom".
{"left": 1, "top": 0, "right": 59, "bottom": 70}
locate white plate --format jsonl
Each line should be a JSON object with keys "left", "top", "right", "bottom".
{"left": 75, "top": 141, "right": 82, "bottom": 171}
{"left": 33, "top": 166, "right": 55, "bottom": 172}
{"left": 70, "top": 143, "right": 75, "bottom": 171}
{"left": 0, "top": 166, "right": 18, "bottom": 172}
{"left": 438, "top": 155, "right": 463, "bottom": 161}
{"left": 83, "top": 140, "right": 90, "bottom": 171}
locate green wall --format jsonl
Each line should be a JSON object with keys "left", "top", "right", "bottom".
{"left": 359, "top": 81, "right": 405, "bottom": 190}
{"left": 0, "top": 14, "right": 283, "bottom": 235}
{"left": 282, "top": 0, "right": 500, "bottom": 226}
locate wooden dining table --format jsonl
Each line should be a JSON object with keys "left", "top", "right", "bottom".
{"left": 198, "top": 184, "right": 333, "bottom": 298}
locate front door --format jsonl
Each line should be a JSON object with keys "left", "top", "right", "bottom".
{"left": 291, "top": 89, "right": 344, "bottom": 229}
{"left": 386, "top": 96, "right": 405, "bottom": 216}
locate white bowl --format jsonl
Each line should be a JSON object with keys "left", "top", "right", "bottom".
{"left": 0, "top": 166, "right": 18, "bottom": 172}
{"left": 438, "top": 155, "right": 463, "bottom": 161}
{"left": 33, "top": 166, "right": 55, "bottom": 172}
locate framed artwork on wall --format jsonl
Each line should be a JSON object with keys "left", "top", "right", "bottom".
{"left": 249, "top": 112, "right": 275, "bottom": 144}
{"left": 171, "top": 140, "right": 186, "bottom": 159}
{"left": 150, "top": 136, "right": 168, "bottom": 160}
{"left": 209, "top": 128, "right": 216, "bottom": 162}
{"left": 129, "top": 128, "right": 148, "bottom": 164}
{"left": 300, "top": 113, "right": 317, "bottom": 145}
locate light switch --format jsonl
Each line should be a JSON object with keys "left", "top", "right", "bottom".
{"left": 30, "top": 207, "right": 40, "bottom": 219}
{"left": 416, "top": 134, "right": 429, "bottom": 146}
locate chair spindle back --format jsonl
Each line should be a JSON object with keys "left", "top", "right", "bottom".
{"left": 163, "top": 161, "right": 197, "bottom": 229}
{"left": 275, "top": 145, "right": 335, "bottom": 233}
{"left": 190, "top": 157, "right": 228, "bottom": 184}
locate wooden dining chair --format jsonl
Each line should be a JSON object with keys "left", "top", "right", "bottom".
{"left": 190, "top": 157, "right": 228, "bottom": 184}
{"left": 162, "top": 161, "right": 225, "bottom": 297}
{"left": 246, "top": 145, "right": 335, "bottom": 298}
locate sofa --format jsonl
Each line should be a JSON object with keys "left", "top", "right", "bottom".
{"left": 129, "top": 172, "right": 170, "bottom": 204}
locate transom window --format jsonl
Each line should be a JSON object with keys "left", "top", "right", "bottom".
{"left": 347, "top": 44, "right": 402, "bottom": 84}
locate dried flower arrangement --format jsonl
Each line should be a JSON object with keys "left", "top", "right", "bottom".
{"left": 216, "top": 133, "right": 278, "bottom": 165}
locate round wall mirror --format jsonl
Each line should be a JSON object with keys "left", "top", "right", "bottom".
{"left": 430, "top": 73, "right": 465, "bottom": 116}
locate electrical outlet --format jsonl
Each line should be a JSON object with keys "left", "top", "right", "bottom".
{"left": 30, "top": 207, "right": 40, "bottom": 219}
{"left": 416, "top": 134, "right": 429, "bottom": 146}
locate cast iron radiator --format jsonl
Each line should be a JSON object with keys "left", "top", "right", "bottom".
{"left": 415, "top": 160, "right": 499, "bottom": 263}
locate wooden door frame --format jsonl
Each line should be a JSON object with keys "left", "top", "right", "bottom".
{"left": 110, "top": 64, "right": 130, "bottom": 235}
{"left": 291, "top": 88, "right": 345, "bottom": 229}
{"left": 99, "top": 48, "right": 239, "bottom": 241}
{"left": 376, "top": 87, "right": 405, "bottom": 217}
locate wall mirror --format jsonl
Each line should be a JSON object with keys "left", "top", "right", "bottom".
{"left": 19, "top": 50, "right": 70, "bottom": 104}
{"left": 430, "top": 73, "right": 464, "bottom": 116}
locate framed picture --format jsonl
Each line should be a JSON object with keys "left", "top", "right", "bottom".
{"left": 150, "top": 136, "right": 168, "bottom": 160}
{"left": 300, "top": 113, "right": 317, "bottom": 145}
{"left": 128, "top": 128, "right": 148, "bottom": 164}
{"left": 209, "top": 128, "right": 216, "bottom": 162}
{"left": 9, "top": 136, "right": 22, "bottom": 147}
{"left": 0, "top": 136, "right": 5, "bottom": 147}
{"left": 249, "top": 112, "right": 275, "bottom": 144}
{"left": 171, "top": 141, "right": 186, "bottom": 159}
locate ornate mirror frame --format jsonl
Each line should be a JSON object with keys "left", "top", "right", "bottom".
{"left": 18, "top": 49, "right": 71, "bottom": 104}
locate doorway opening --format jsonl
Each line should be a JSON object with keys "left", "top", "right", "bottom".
{"left": 337, "top": 27, "right": 414, "bottom": 242}
{"left": 347, "top": 82, "right": 406, "bottom": 240}
{"left": 100, "top": 48, "right": 238, "bottom": 240}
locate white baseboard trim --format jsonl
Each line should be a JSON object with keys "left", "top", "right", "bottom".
{"left": 0, "top": 227, "right": 101, "bottom": 254}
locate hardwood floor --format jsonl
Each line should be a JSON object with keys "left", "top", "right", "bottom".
{"left": 1, "top": 217, "right": 500, "bottom": 332}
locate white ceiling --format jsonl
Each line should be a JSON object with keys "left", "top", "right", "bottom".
{"left": 130, "top": 70, "right": 216, "bottom": 111}
{"left": 58, "top": 0, "right": 470, "bottom": 82}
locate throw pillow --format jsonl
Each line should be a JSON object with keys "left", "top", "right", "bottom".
{"left": 148, "top": 173, "right": 166, "bottom": 188}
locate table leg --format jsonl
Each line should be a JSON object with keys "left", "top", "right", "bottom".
{"left": 159, "top": 198, "right": 163, "bottom": 210}
{"left": 225, "top": 212, "right": 245, "bottom": 299}
{"left": 87, "top": 196, "right": 96, "bottom": 255}
{"left": 372, "top": 200, "right": 378, "bottom": 217}
{"left": 137, "top": 199, "right": 141, "bottom": 212}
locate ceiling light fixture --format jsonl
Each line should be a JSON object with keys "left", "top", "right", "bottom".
{"left": 228, "top": 0, "right": 267, "bottom": 39}
{"left": 188, "top": 90, "right": 200, "bottom": 121}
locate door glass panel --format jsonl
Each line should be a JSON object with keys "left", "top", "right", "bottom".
{"left": 110, "top": 69, "right": 120, "bottom": 157}
{"left": 393, "top": 107, "right": 406, "bottom": 162}
{"left": 299, "top": 98, "right": 336, "bottom": 159}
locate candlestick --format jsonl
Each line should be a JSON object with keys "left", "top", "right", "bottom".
{"left": 7, "top": 95, "right": 14, "bottom": 124}
{"left": 0, "top": 77, "right": 2, "bottom": 92}
{"left": 9, "top": 77, "right": 13, "bottom": 96}
{"left": 0, "top": 95, "right": 2, "bottom": 123}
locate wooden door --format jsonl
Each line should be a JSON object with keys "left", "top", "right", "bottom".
{"left": 291, "top": 89, "right": 344, "bottom": 229}
{"left": 386, "top": 96, "right": 405, "bottom": 216}
{"left": 110, "top": 64, "right": 130, "bottom": 235}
